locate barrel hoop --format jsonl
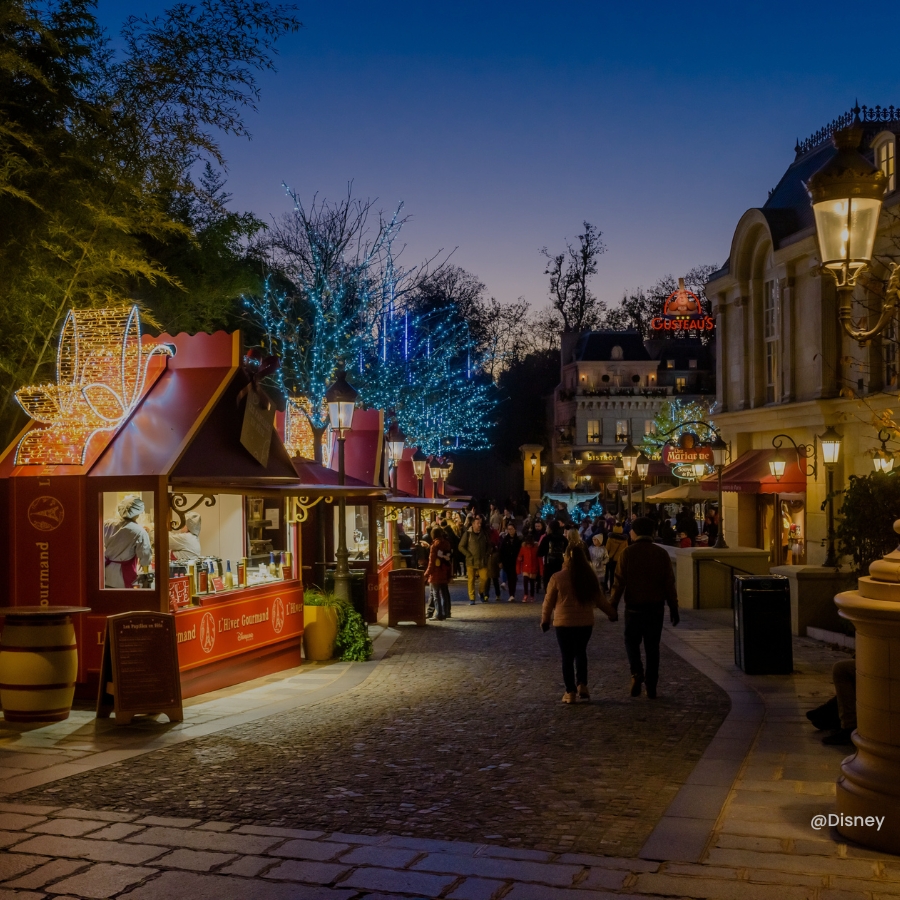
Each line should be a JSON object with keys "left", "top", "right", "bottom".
{"left": 0, "top": 682, "right": 75, "bottom": 691}
{"left": 2, "top": 707, "right": 71, "bottom": 721}
{"left": 0, "top": 644, "right": 76, "bottom": 653}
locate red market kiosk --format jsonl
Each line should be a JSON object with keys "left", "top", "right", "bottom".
{"left": 0, "top": 320, "right": 344, "bottom": 701}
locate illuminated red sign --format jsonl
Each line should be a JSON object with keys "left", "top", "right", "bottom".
{"left": 662, "top": 445, "right": 714, "bottom": 466}
{"left": 650, "top": 280, "right": 714, "bottom": 332}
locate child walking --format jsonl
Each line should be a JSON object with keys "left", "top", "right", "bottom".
{"left": 517, "top": 530, "right": 540, "bottom": 601}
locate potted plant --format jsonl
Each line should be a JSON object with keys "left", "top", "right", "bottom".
{"left": 302, "top": 588, "right": 373, "bottom": 662}
{"left": 302, "top": 589, "right": 341, "bottom": 660}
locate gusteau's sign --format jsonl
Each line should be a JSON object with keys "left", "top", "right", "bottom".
{"left": 650, "top": 278, "right": 714, "bottom": 333}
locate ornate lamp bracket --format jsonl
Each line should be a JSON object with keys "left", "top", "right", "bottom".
{"left": 771, "top": 434, "right": 818, "bottom": 479}
{"left": 168, "top": 493, "right": 217, "bottom": 531}
{"left": 834, "top": 263, "right": 900, "bottom": 346}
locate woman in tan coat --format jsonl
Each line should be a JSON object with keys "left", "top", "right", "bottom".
{"left": 541, "top": 540, "right": 617, "bottom": 703}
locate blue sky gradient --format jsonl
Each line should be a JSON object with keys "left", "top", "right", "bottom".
{"left": 97, "top": 1, "right": 899, "bottom": 311}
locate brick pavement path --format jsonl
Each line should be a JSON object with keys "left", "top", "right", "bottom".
{"left": 16, "top": 584, "right": 729, "bottom": 859}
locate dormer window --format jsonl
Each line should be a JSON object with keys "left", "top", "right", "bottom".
{"left": 689, "top": 359, "right": 698, "bottom": 369}
{"left": 666, "top": 359, "right": 674, "bottom": 369}
{"left": 611, "top": 345, "right": 623, "bottom": 360}
{"left": 873, "top": 131, "right": 896, "bottom": 193}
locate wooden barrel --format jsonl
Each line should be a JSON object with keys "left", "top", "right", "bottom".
{"left": 0, "top": 611, "right": 78, "bottom": 722}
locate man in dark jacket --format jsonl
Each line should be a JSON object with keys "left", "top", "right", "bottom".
{"left": 498, "top": 522, "right": 522, "bottom": 601}
{"left": 611, "top": 516, "right": 679, "bottom": 699}
{"left": 459, "top": 516, "right": 491, "bottom": 604}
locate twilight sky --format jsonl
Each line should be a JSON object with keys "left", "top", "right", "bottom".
{"left": 98, "top": 1, "right": 898, "bottom": 311}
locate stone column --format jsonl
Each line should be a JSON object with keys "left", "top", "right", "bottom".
{"left": 519, "top": 444, "right": 544, "bottom": 513}
{"left": 833, "top": 521, "right": 900, "bottom": 854}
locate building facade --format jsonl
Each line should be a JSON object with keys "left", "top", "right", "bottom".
{"left": 549, "top": 328, "right": 715, "bottom": 503}
{"left": 706, "top": 104, "right": 900, "bottom": 565}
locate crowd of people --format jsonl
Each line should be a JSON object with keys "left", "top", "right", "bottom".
{"left": 408, "top": 499, "right": 681, "bottom": 702}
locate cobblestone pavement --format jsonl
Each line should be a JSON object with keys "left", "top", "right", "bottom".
{"left": 16, "top": 583, "right": 730, "bottom": 859}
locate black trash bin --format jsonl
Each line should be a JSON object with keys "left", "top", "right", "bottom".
{"left": 733, "top": 574, "right": 793, "bottom": 674}
{"left": 324, "top": 569, "right": 367, "bottom": 619}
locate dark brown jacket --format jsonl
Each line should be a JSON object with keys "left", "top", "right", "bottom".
{"left": 611, "top": 536, "right": 678, "bottom": 611}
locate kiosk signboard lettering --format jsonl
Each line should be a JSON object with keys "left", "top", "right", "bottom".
{"left": 96, "top": 611, "right": 183, "bottom": 725}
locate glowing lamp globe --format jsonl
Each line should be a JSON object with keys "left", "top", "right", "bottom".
{"left": 614, "top": 457, "right": 625, "bottom": 480}
{"left": 692, "top": 461, "right": 707, "bottom": 479}
{"left": 621, "top": 439, "right": 639, "bottom": 473}
{"left": 874, "top": 450, "right": 895, "bottom": 474}
{"left": 412, "top": 449, "right": 427, "bottom": 478}
{"left": 324, "top": 367, "right": 358, "bottom": 435}
{"left": 768, "top": 450, "right": 787, "bottom": 481}
{"left": 807, "top": 123, "right": 886, "bottom": 286}
{"left": 710, "top": 434, "right": 728, "bottom": 468}
{"left": 386, "top": 422, "right": 406, "bottom": 463}
{"left": 820, "top": 426, "right": 843, "bottom": 466}
{"left": 636, "top": 452, "right": 650, "bottom": 480}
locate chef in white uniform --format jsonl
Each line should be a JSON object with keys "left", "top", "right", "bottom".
{"left": 103, "top": 496, "right": 153, "bottom": 588}
{"left": 169, "top": 512, "right": 202, "bottom": 562}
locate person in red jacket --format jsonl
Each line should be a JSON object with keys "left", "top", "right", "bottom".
{"left": 517, "top": 530, "right": 540, "bottom": 601}
{"left": 424, "top": 526, "right": 453, "bottom": 620}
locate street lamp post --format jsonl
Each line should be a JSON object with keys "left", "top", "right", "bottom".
{"left": 621, "top": 439, "right": 638, "bottom": 520}
{"left": 820, "top": 426, "right": 843, "bottom": 568}
{"left": 386, "top": 422, "right": 406, "bottom": 491}
{"left": 428, "top": 460, "right": 441, "bottom": 499}
{"left": 636, "top": 452, "right": 649, "bottom": 515}
{"left": 412, "top": 449, "right": 427, "bottom": 497}
{"left": 614, "top": 456, "right": 625, "bottom": 518}
{"left": 710, "top": 434, "right": 728, "bottom": 548}
{"left": 325, "top": 366, "right": 358, "bottom": 603}
{"left": 807, "top": 118, "right": 895, "bottom": 345}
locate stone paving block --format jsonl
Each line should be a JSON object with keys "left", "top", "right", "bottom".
{"left": 28, "top": 818, "right": 106, "bottom": 837}
{"left": 2, "top": 859, "right": 89, "bottom": 889}
{"left": 134, "top": 816, "right": 200, "bottom": 828}
{"left": 829, "top": 876, "right": 900, "bottom": 894}
{"left": 0, "top": 854, "right": 49, "bottom": 882}
{"left": 116, "top": 870, "right": 356, "bottom": 900}
{"left": 10, "top": 835, "right": 166, "bottom": 865}
{"left": 0, "top": 814, "right": 46, "bottom": 831}
{"left": 236, "top": 825, "right": 324, "bottom": 840}
{"left": 338, "top": 844, "right": 421, "bottom": 868}
{"left": 339, "top": 866, "right": 456, "bottom": 897}
{"left": 446, "top": 877, "right": 507, "bottom": 900}
{"left": 0, "top": 830, "right": 33, "bottom": 849}
{"left": 633, "top": 873, "right": 815, "bottom": 900}
{"left": 325, "top": 831, "right": 387, "bottom": 845}
{"left": 0, "top": 803, "right": 60, "bottom": 815}
{"left": 86, "top": 823, "right": 145, "bottom": 841}
{"left": 706, "top": 848, "right": 879, "bottom": 878}
{"left": 639, "top": 816, "right": 712, "bottom": 862}
{"left": 153, "top": 849, "right": 237, "bottom": 871}
{"left": 263, "top": 860, "right": 350, "bottom": 884}
{"left": 125, "top": 826, "right": 279, "bottom": 855}
{"left": 476, "top": 845, "right": 552, "bottom": 862}
{"left": 556, "top": 853, "right": 658, "bottom": 872}
{"left": 577, "top": 866, "right": 629, "bottom": 890}
{"left": 218, "top": 856, "right": 275, "bottom": 877}
{"left": 503, "top": 884, "right": 643, "bottom": 900}
{"left": 383, "top": 835, "right": 483, "bottom": 855}
{"left": 412, "top": 852, "right": 581, "bottom": 886}
{"left": 0, "top": 889, "right": 44, "bottom": 900}
{"left": 53, "top": 809, "right": 137, "bottom": 823}
{"left": 46, "top": 863, "right": 157, "bottom": 898}
{"left": 269, "top": 838, "right": 350, "bottom": 861}
{"left": 196, "top": 822, "right": 236, "bottom": 832}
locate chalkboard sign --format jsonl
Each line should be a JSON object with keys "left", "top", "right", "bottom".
{"left": 96, "top": 611, "right": 183, "bottom": 725}
{"left": 388, "top": 569, "right": 426, "bottom": 626}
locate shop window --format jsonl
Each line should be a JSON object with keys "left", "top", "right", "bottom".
{"left": 334, "top": 504, "right": 370, "bottom": 562}
{"left": 763, "top": 280, "right": 778, "bottom": 403}
{"left": 587, "top": 420, "right": 600, "bottom": 444}
{"left": 101, "top": 492, "right": 155, "bottom": 589}
{"left": 644, "top": 419, "right": 655, "bottom": 435}
{"left": 675, "top": 377, "right": 687, "bottom": 392}
{"left": 615, "top": 420, "right": 629, "bottom": 442}
{"left": 874, "top": 132, "right": 896, "bottom": 193}
{"left": 164, "top": 493, "right": 296, "bottom": 601}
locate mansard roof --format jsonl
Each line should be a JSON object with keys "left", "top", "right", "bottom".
{"left": 573, "top": 330, "right": 651, "bottom": 362}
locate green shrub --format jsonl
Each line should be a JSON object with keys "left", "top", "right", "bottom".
{"left": 830, "top": 472, "right": 900, "bottom": 574}
{"left": 303, "top": 587, "right": 373, "bottom": 662}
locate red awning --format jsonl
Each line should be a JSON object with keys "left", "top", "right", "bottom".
{"left": 701, "top": 449, "right": 807, "bottom": 494}
{"left": 291, "top": 458, "right": 374, "bottom": 487}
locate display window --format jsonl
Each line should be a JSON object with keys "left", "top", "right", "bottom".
{"left": 334, "top": 503, "right": 369, "bottom": 561}
{"left": 165, "top": 492, "right": 297, "bottom": 607}
{"left": 758, "top": 495, "right": 806, "bottom": 566}
{"left": 101, "top": 491, "right": 156, "bottom": 589}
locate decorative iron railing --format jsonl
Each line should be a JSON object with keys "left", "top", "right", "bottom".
{"left": 795, "top": 104, "right": 900, "bottom": 157}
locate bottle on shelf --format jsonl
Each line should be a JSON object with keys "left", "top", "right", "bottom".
{"left": 268, "top": 551, "right": 277, "bottom": 577}
{"left": 225, "top": 560, "right": 234, "bottom": 590}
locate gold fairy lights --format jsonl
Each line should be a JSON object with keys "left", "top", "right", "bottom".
{"left": 284, "top": 396, "right": 328, "bottom": 461}
{"left": 15, "top": 306, "right": 174, "bottom": 466}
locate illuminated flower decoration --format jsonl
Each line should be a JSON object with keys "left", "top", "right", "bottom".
{"left": 285, "top": 396, "right": 317, "bottom": 460}
{"left": 15, "top": 306, "right": 175, "bottom": 465}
